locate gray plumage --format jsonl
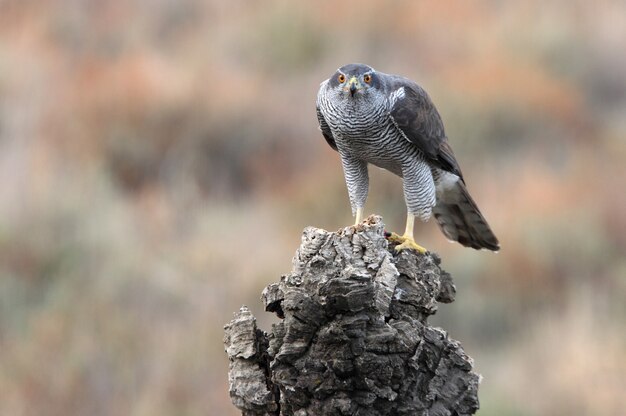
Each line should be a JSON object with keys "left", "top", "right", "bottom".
{"left": 316, "top": 63, "right": 499, "bottom": 251}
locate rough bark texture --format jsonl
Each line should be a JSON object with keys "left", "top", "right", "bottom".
{"left": 224, "top": 215, "right": 480, "bottom": 416}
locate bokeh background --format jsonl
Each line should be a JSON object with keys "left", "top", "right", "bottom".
{"left": 1, "top": 1, "right": 625, "bottom": 415}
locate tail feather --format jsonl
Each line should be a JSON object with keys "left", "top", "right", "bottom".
{"left": 433, "top": 174, "right": 500, "bottom": 251}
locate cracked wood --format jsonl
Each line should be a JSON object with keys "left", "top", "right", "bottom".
{"left": 224, "top": 215, "right": 479, "bottom": 416}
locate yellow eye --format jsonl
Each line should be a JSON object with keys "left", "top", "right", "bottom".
{"left": 338, "top": 74, "right": 346, "bottom": 83}
{"left": 363, "top": 74, "right": 372, "bottom": 83}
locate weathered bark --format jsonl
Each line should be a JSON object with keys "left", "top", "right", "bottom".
{"left": 224, "top": 215, "right": 480, "bottom": 416}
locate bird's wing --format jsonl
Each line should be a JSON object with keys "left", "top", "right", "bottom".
{"left": 388, "top": 81, "right": 463, "bottom": 179}
{"left": 316, "top": 79, "right": 338, "bottom": 151}
{"left": 316, "top": 106, "right": 337, "bottom": 151}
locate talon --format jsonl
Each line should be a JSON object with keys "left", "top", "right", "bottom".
{"left": 386, "top": 232, "right": 404, "bottom": 244}
{"left": 387, "top": 232, "right": 427, "bottom": 254}
{"left": 395, "top": 239, "right": 427, "bottom": 254}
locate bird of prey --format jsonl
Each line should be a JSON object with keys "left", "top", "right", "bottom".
{"left": 316, "top": 63, "right": 499, "bottom": 252}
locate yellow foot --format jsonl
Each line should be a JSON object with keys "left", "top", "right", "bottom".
{"left": 386, "top": 232, "right": 428, "bottom": 254}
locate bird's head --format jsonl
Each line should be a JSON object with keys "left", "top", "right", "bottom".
{"left": 328, "top": 63, "right": 380, "bottom": 101}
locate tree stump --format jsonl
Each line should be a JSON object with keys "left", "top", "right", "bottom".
{"left": 223, "top": 215, "right": 480, "bottom": 416}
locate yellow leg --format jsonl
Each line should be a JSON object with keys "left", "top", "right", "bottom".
{"left": 354, "top": 207, "right": 364, "bottom": 225}
{"left": 403, "top": 213, "right": 415, "bottom": 239}
{"left": 387, "top": 213, "right": 427, "bottom": 253}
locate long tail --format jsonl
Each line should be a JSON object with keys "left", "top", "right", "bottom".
{"left": 432, "top": 172, "right": 500, "bottom": 251}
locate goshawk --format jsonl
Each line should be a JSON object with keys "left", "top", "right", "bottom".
{"left": 316, "top": 63, "right": 499, "bottom": 252}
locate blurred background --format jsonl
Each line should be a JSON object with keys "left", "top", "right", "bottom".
{"left": 1, "top": 1, "right": 625, "bottom": 415}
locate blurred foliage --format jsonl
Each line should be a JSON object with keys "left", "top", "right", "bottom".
{"left": 0, "top": 1, "right": 625, "bottom": 415}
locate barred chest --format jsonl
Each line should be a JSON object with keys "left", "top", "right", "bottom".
{"left": 326, "top": 100, "right": 398, "bottom": 153}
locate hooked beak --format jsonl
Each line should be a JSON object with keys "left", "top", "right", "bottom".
{"left": 348, "top": 76, "right": 361, "bottom": 97}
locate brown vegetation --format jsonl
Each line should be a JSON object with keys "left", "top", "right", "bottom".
{"left": 0, "top": 1, "right": 625, "bottom": 415}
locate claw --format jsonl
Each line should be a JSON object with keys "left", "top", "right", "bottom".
{"left": 387, "top": 232, "right": 427, "bottom": 254}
